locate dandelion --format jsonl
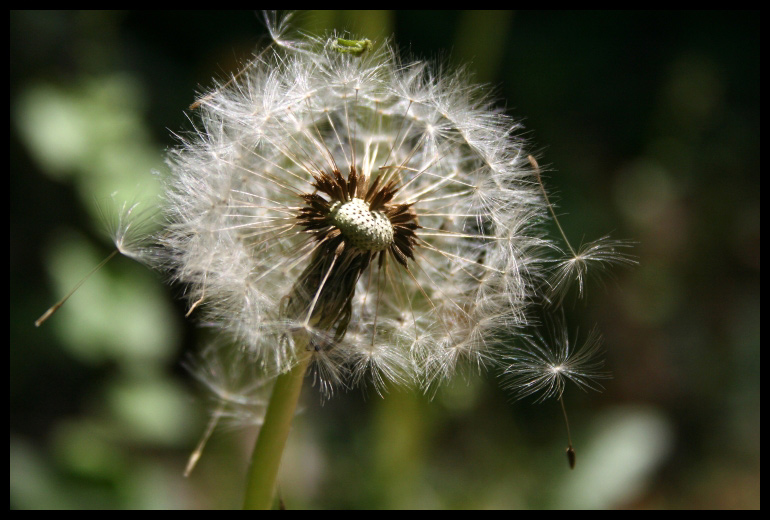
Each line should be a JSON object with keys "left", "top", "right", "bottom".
{"left": 35, "top": 13, "right": 629, "bottom": 507}
{"left": 152, "top": 19, "right": 552, "bottom": 506}
{"left": 162, "top": 26, "right": 546, "bottom": 393}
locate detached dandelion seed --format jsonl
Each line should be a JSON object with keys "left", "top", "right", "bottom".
{"left": 529, "top": 155, "right": 637, "bottom": 305}
{"left": 182, "top": 343, "right": 270, "bottom": 476}
{"left": 34, "top": 199, "right": 155, "bottom": 328}
{"left": 503, "top": 323, "right": 610, "bottom": 468}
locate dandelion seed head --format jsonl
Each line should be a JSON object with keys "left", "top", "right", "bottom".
{"left": 328, "top": 198, "right": 394, "bottom": 251}
{"left": 140, "top": 18, "right": 556, "bottom": 398}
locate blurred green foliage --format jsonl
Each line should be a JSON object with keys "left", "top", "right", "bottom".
{"left": 11, "top": 11, "right": 759, "bottom": 509}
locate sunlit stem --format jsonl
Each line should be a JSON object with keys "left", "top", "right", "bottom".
{"left": 559, "top": 395, "right": 576, "bottom": 470}
{"left": 35, "top": 249, "right": 119, "bottom": 327}
{"left": 529, "top": 155, "right": 577, "bottom": 258}
{"left": 243, "top": 344, "right": 311, "bottom": 510}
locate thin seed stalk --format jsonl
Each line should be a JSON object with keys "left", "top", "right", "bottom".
{"left": 243, "top": 344, "right": 311, "bottom": 510}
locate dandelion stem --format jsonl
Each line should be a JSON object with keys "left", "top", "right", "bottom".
{"left": 529, "top": 155, "right": 577, "bottom": 258}
{"left": 243, "top": 345, "right": 311, "bottom": 510}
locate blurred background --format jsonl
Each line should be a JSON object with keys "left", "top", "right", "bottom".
{"left": 11, "top": 11, "right": 759, "bottom": 509}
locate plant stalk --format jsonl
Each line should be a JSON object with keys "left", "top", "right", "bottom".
{"left": 243, "top": 347, "right": 311, "bottom": 510}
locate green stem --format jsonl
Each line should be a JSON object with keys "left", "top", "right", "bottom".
{"left": 243, "top": 348, "right": 311, "bottom": 510}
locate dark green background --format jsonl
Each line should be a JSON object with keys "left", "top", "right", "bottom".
{"left": 11, "top": 11, "right": 759, "bottom": 509}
